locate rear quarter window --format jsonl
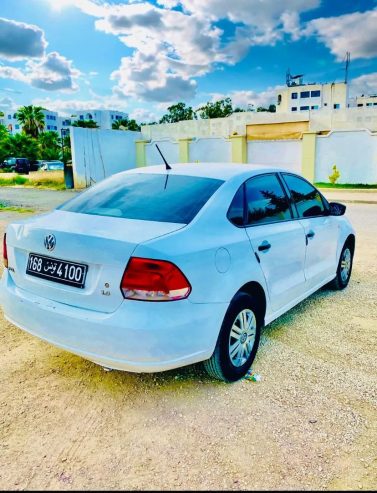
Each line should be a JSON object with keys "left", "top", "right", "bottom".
{"left": 59, "top": 173, "right": 224, "bottom": 224}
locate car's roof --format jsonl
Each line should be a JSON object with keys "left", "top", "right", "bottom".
{"left": 127, "top": 163, "right": 295, "bottom": 181}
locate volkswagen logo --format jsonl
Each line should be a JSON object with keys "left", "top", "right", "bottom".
{"left": 44, "top": 234, "right": 56, "bottom": 251}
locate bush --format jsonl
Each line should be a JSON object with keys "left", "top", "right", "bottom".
{"left": 329, "top": 165, "right": 340, "bottom": 184}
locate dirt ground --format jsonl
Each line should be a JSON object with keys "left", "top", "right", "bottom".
{"left": 0, "top": 199, "right": 376, "bottom": 490}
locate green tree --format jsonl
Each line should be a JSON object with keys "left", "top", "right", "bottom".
{"left": 72, "top": 119, "right": 99, "bottom": 128}
{"left": 196, "top": 98, "right": 233, "bottom": 119}
{"left": 16, "top": 105, "right": 45, "bottom": 138}
{"left": 159, "top": 102, "right": 196, "bottom": 123}
{"left": 112, "top": 118, "right": 141, "bottom": 131}
{"left": 8, "top": 133, "right": 39, "bottom": 162}
{"left": 38, "top": 131, "right": 61, "bottom": 160}
{"left": 256, "top": 104, "right": 276, "bottom": 113}
{"left": 0, "top": 124, "right": 12, "bottom": 164}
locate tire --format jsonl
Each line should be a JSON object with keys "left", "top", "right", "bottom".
{"left": 203, "top": 292, "right": 261, "bottom": 382}
{"left": 328, "top": 241, "right": 354, "bottom": 290}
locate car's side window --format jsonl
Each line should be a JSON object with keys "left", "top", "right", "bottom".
{"left": 227, "top": 185, "right": 245, "bottom": 226}
{"left": 282, "top": 174, "right": 326, "bottom": 218}
{"left": 245, "top": 174, "right": 292, "bottom": 226}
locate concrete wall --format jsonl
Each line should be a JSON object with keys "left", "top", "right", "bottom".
{"left": 70, "top": 127, "right": 141, "bottom": 188}
{"left": 315, "top": 129, "right": 377, "bottom": 184}
{"left": 189, "top": 138, "right": 231, "bottom": 163}
{"left": 247, "top": 140, "right": 301, "bottom": 173}
{"left": 145, "top": 139, "right": 179, "bottom": 166}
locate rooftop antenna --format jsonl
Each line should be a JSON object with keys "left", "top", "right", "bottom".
{"left": 155, "top": 144, "right": 171, "bottom": 170}
{"left": 344, "top": 51, "right": 350, "bottom": 84}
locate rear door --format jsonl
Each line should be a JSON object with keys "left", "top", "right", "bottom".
{"left": 281, "top": 173, "right": 338, "bottom": 289}
{"left": 244, "top": 173, "right": 307, "bottom": 312}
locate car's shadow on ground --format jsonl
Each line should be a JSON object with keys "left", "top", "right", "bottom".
{"left": 41, "top": 284, "right": 343, "bottom": 394}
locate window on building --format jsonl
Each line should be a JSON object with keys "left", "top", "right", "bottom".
{"left": 324, "top": 103, "right": 328, "bottom": 107}
{"left": 366, "top": 103, "right": 372, "bottom": 107}
{"left": 357, "top": 104, "right": 363, "bottom": 107}
{"left": 311, "top": 105, "right": 319, "bottom": 110}
{"left": 245, "top": 174, "right": 292, "bottom": 226}
{"left": 300, "top": 91, "right": 310, "bottom": 98}
{"left": 311, "top": 90, "right": 320, "bottom": 97}
{"left": 374, "top": 103, "right": 377, "bottom": 106}
{"left": 291, "top": 107, "right": 297, "bottom": 112}
{"left": 15, "top": 124, "right": 19, "bottom": 129}
{"left": 300, "top": 106, "right": 309, "bottom": 111}
{"left": 333, "top": 104, "right": 340, "bottom": 109}
{"left": 8, "top": 114, "right": 11, "bottom": 119}
{"left": 291, "top": 92, "right": 298, "bottom": 100}
{"left": 47, "top": 125, "right": 51, "bottom": 130}
{"left": 13, "top": 113, "right": 17, "bottom": 118}
{"left": 277, "top": 94, "right": 282, "bottom": 105}
{"left": 111, "top": 115, "right": 114, "bottom": 119}
{"left": 80, "top": 115, "right": 84, "bottom": 120}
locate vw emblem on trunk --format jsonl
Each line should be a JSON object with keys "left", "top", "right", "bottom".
{"left": 44, "top": 234, "right": 56, "bottom": 251}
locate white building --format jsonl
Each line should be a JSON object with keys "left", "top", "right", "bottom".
{"left": 355, "top": 94, "right": 377, "bottom": 108}
{"left": 276, "top": 81, "right": 349, "bottom": 113}
{"left": 2, "top": 108, "right": 128, "bottom": 135}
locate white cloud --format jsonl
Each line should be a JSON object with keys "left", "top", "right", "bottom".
{"left": 130, "top": 107, "right": 158, "bottom": 123}
{"left": 32, "top": 96, "right": 128, "bottom": 116}
{"left": 305, "top": 9, "right": 377, "bottom": 60}
{"left": 209, "top": 86, "right": 284, "bottom": 109}
{"left": 65, "top": 0, "right": 320, "bottom": 103}
{"left": 0, "top": 17, "right": 47, "bottom": 60}
{"left": 350, "top": 72, "right": 377, "bottom": 97}
{"left": 0, "top": 96, "right": 15, "bottom": 112}
{"left": 0, "top": 52, "right": 80, "bottom": 92}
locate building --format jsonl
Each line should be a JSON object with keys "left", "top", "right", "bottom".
{"left": 355, "top": 94, "right": 377, "bottom": 108}
{"left": 2, "top": 108, "right": 128, "bottom": 135}
{"left": 68, "top": 110, "right": 128, "bottom": 130}
{"left": 276, "top": 81, "right": 348, "bottom": 114}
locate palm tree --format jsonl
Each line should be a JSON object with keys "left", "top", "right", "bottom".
{"left": 38, "top": 131, "right": 61, "bottom": 160}
{"left": 72, "top": 119, "right": 99, "bottom": 128}
{"left": 112, "top": 118, "right": 141, "bottom": 131}
{"left": 16, "top": 105, "right": 45, "bottom": 138}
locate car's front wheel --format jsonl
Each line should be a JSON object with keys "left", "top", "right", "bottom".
{"left": 328, "top": 241, "right": 354, "bottom": 290}
{"left": 203, "top": 292, "right": 261, "bottom": 382}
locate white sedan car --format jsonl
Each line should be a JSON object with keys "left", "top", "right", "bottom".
{"left": 1, "top": 164, "right": 355, "bottom": 382}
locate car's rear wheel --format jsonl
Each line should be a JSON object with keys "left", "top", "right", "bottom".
{"left": 203, "top": 292, "right": 261, "bottom": 382}
{"left": 328, "top": 241, "right": 354, "bottom": 290}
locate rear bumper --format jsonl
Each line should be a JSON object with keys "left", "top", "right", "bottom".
{"left": 0, "top": 270, "right": 228, "bottom": 373}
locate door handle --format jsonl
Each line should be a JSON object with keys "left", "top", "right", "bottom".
{"left": 258, "top": 241, "right": 271, "bottom": 252}
{"left": 306, "top": 230, "right": 315, "bottom": 239}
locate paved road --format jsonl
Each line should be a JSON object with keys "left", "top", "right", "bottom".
{"left": 0, "top": 202, "right": 376, "bottom": 490}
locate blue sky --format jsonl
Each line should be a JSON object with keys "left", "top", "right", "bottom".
{"left": 0, "top": 0, "right": 376, "bottom": 121}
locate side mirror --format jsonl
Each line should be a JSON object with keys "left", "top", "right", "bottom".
{"left": 329, "top": 202, "right": 346, "bottom": 216}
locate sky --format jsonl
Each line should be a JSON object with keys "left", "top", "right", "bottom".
{"left": 0, "top": 0, "right": 377, "bottom": 122}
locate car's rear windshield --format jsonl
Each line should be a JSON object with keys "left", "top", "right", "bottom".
{"left": 59, "top": 173, "right": 224, "bottom": 224}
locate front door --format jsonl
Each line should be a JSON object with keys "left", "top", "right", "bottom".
{"left": 281, "top": 173, "right": 338, "bottom": 289}
{"left": 244, "top": 173, "right": 307, "bottom": 312}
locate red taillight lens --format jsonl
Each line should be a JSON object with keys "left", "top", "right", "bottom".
{"left": 3, "top": 234, "right": 8, "bottom": 268}
{"left": 121, "top": 257, "right": 191, "bottom": 301}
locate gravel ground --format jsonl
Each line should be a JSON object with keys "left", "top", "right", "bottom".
{"left": 0, "top": 201, "right": 376, "bottom": 490}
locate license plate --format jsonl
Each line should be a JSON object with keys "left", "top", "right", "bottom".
{"left": 26, "top": 253, "right": 88, "bottom": 288}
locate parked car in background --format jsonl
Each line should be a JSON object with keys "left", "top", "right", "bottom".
{"left": 0, "top": 157, "right": 30, "bottom": 174}
{"left": 40, "top": 160, "right": 64, "bottom": 171}
{"left": 29, "top": 160, "right": 44, "bottom": 172}
{"left": 0, "top": 164, "right": 355, "bottom": 382}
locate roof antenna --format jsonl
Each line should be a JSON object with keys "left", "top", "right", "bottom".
{"left": 155, "top": 144, "right": 172, "bottom": 170}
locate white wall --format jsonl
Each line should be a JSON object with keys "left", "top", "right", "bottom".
{"left": 145, "top": 140, "right": 179, "bottom": 166}
{"left": 71, "top": 127, "right": 141, "bottom": 188}
{"left": 189, "top": 138, "right": 231, "bottom": 162}
{"left": 247, "top": 140, "right": 301, "bottom": 172}
{"left": 315, "top": 129, "right": 377, "bottom": 184}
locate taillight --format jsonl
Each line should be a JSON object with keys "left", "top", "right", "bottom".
{"left": 3, "top": 234, "right": 8, "bottom": 268}
{"left": 121, "top": 257, "right": 191, "bottom": 301}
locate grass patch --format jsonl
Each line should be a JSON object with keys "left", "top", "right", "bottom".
{"left": 315, "top": 182, "right": 377, "bottom": 189}
{"left": 0, "top": 202, "right": 34, "bottom": 213}
{"left": 0, "top": 171, "right": 66, "bottom": 190}
{"left": 0, "top": 175, "right": 28, "bottom": 186}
